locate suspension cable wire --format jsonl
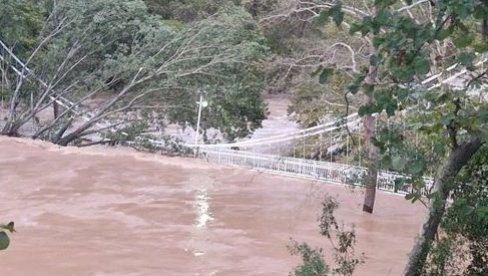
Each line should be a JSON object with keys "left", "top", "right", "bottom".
{"left": 0, "top": 40, "right": 82, "bottom": 112}
{"left": 210, "top": 112, "right": 360, "bottom": 146}
{"left": 194, "top": 119, "right": 362, "bottom": 148}
{"left": 187, "top": 55, "right": 487, "bottom": 149}
{"left": 0, "top": 39, "right": 128, "bottom": 137}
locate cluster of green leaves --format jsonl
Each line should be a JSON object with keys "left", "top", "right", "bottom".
{"left": 170, "top": 6, "right": 269, "bottom": 140}
{"left": 144, "top": 0, "right": 278, "bottom": 21}
{"left": 0, "top": 222, "right": 15, "bottom": 251}
{"left": 311, "top": 0, "right": 488, "bottom": 273}
{"left": 0, "top": 0, "right": 47, "bottom": 58}
{"left": 144, "top": 0, "right": 231, "bottom": 21}
{"left": 315, "top": 0, "right": 488, "bottom": 198}
{"left": 289, "top": 195, "right": 364, "bottom": 276}
{"left": 3, "top": 0, "right": 268, "bottom": 143}
{"left": 288, "top": 241, "right": 329, "bottom": 276}
{"left": 140, "top": 5, "right": 269, "bottom": 141}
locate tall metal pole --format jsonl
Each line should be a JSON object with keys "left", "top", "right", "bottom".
{"left": 194, "top": 94, "right": 208, "bottom": 157}
{"left": 195, "top": 94, "right": 204, "bottom": 146}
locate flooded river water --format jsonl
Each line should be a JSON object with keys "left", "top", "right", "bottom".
{"left": 0, "top": 137, "right": 425, "bottom": 275}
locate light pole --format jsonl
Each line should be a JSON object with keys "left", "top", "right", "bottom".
{"left": 194, "top": 93, "right": 208, "bottom": 148}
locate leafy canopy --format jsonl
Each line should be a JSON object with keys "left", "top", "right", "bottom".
{"left": 316, "top": 0, "right": 488, "bottom": 198}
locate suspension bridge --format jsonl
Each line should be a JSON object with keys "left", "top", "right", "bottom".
{"left": 1, "top": 39, "right": 485, "bottom": 195}
{"left": 180, "top": 57, "right": 486, "bottom": 195}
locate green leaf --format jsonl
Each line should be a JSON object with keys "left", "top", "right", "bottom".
{"left": 473, "top": 43, "right": 488, "bottom": 53}
{"left": 435, "top": 28, "right": 452, "bottom": 40}
{"left": 409, "top": 159, "right": 426, "bottom": 175}
{"left": 363, "top": 84, "right": 375, "bottom": 96}
{"left": 473, "top": 5, "right": 488, "bottom": 19}
{"left": 457, "top": 52, "right": 476, "bottom": 66}
{"left": 374, "top": 9, "right": 391, "bottom": 26}
{"left": 373, "top": 137, "right": 386, "bottom": 153}
{"left": 348, "top": 83, "right": 360, "bottom": 94}
{"left": 370, "top": 54, "right": 380, "bottom": 66}
{"left": 385, "top": 102, "right": 396, "bottom": 117}
{"left": 441, "top": 113, "right": 456, "bottom": 126}
{"left": 319, "top": 68, "right": 334, "bottom": 84}
{"left": 349, "top": 23, "right": 362, "bottom": 34}
{"left": 329, "top": 3, "right": 344, "bottom": 26}
{"left": 372, "top": 36, "right": 384, "bottom": 47}
{"left": 358, "top": 105, "right": 375, "bottom": 116}
{"left": 477, "top": 206, "right": 488, "bottom": 217}
{"left": 392, "top": 156, "right": 408, "bottom": 171}
{"left": 374, "top": 0, "right": 397, "bottom": 8}
{"left": 318, "top": 10, "right": 330, "bottom": 25}
{"left": 0, "top": 231, "right": 10, "bottom": 250}
{"left": 391, "top": 66, "right": 415, "bottom": 82}
{"left": 480, "top": 105, "right": 488, "bottom": 123}
{"left": 381, "top": 154, "right": 392, "bottom": 165}
{"left": 453, "top": 33, "right": 474, "bottom": 48}
{"left": 348, "top": 72, "right": 366, "bottom": 94}
{"left": 413, "top": 56, "right": 430, "bottom": 75}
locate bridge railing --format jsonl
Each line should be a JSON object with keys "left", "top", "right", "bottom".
{"left": 199, "top": 149, "right": 433, "bottom": 195}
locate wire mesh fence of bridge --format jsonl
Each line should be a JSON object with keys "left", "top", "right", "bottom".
{"left": 199, "top": 148, "right": 433, "bottom": 195}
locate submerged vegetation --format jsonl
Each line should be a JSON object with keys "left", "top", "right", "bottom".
{"left": 289, "top": 195, "right": 364, "bottom": 276}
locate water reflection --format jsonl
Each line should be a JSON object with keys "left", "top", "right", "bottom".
{"left": 195, "top": 188, "right": 214, "bottom": 229}
{"left": 187, "top": 187, "right": 214, "bottom": 258}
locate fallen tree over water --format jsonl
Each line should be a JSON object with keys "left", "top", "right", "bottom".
{"left": 0, "top": 0, "right": 268, "bottom": 147}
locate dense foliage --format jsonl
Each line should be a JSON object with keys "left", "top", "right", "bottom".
{"left": 0, "top": 0, "right": 46, "bottom": 58}
{"left": 0, "top": 0, "right": 268, "bottom": 145}
{"left": 304, "top": 0, "right": 488, "bottom": 274}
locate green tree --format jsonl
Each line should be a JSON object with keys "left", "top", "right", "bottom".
{"left": 1, "top": 0, "right": 267, "bottom": 146}
{"left": 309, "top": 0, "right": 488, "bottom": 274}
{"left": 0, "top": 0, "right": 47, "bottom": 58}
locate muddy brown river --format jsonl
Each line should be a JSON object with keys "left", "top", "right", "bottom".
{"left": 0, "top": 137, "right": 425, "bottom": 275}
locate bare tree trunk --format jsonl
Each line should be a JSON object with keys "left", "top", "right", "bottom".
{"left": 55, "top": 123, "right": 90, "bottom": 146}
{"left": 404, "top": 137, "right": 483, "bottom": 276}
{"left": 1, "top": 122, "right": 19, "bottom": 136}
{"left": 362, "top": 65, "right": 378, "bottom": 214}
{"left": 53, "top": 100, "right": 59, "bottom": 119}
